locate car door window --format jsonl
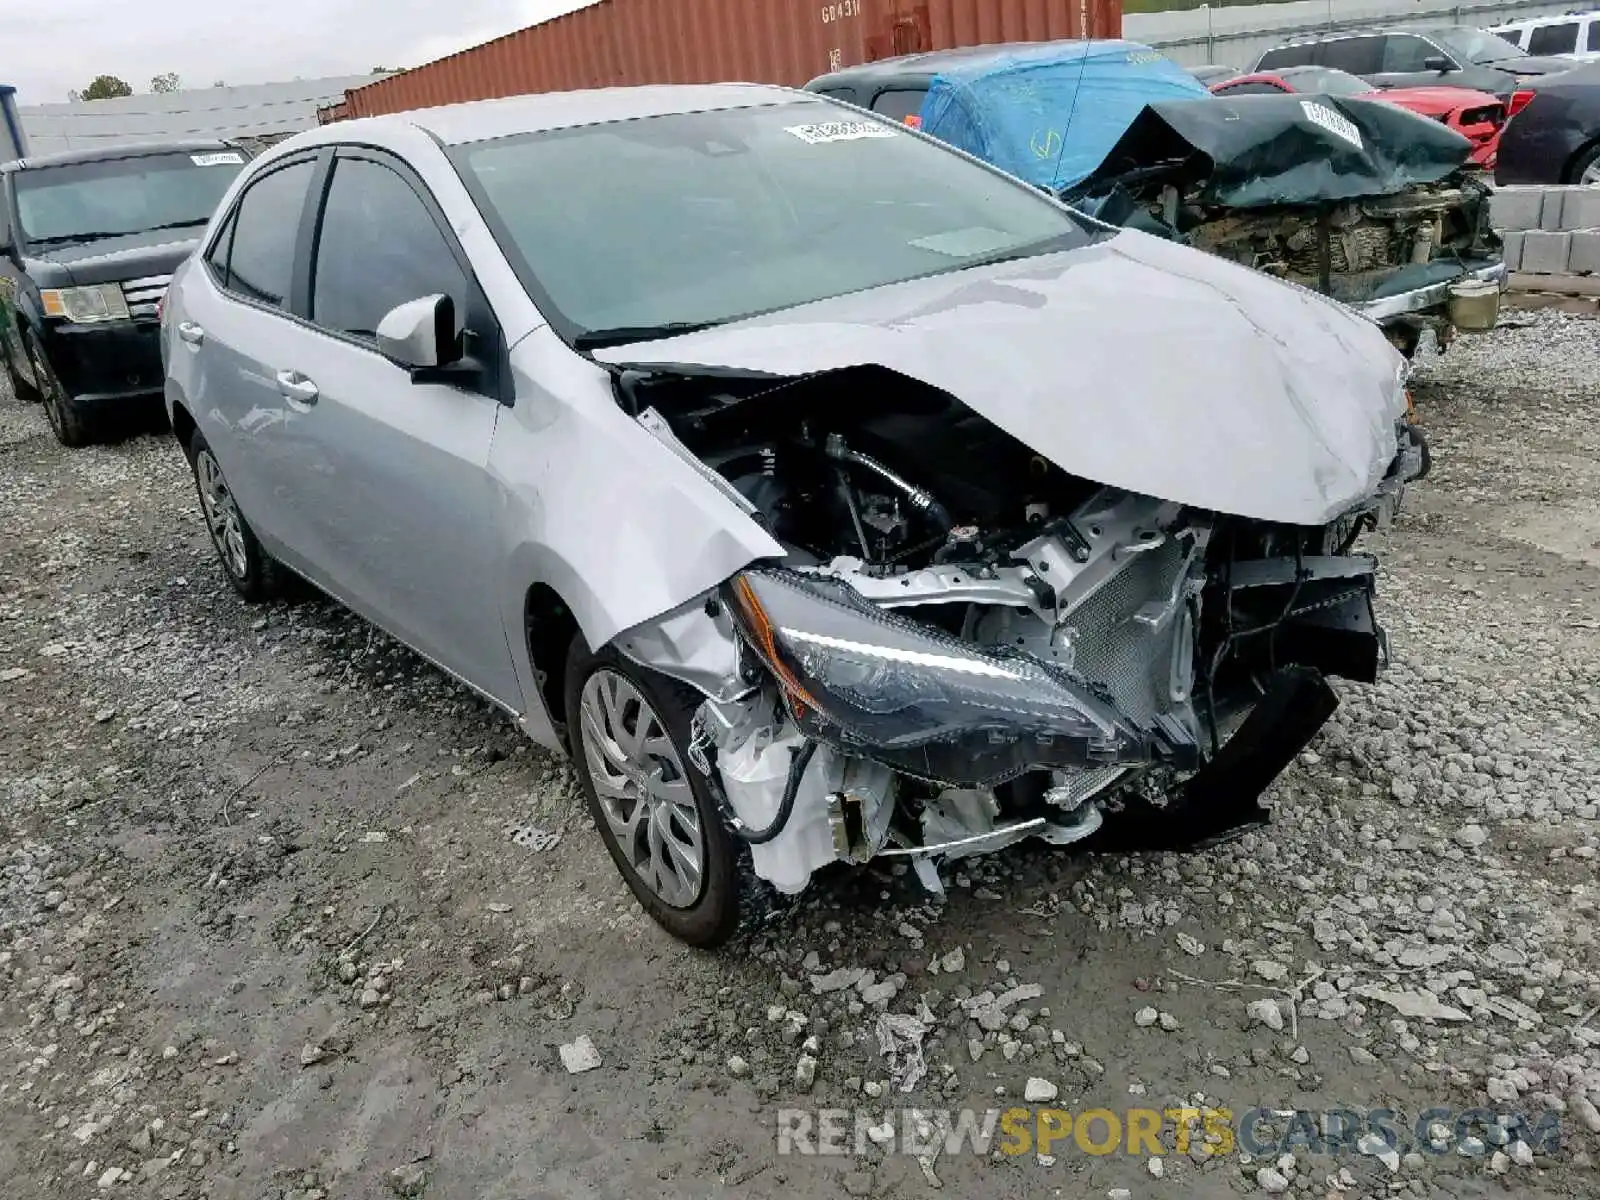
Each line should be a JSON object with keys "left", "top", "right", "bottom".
{"left": 203, "top": 209, "right": 237, "bottom": 286}
{"left": 812, "top": 86, "right": 861, "bottom": 108}
{"left": 310, "top": 156, "right": 469, "bottom": 342}
{"left": 1380, "top": 35, "right": 1439, "bottom": 73}
{"left": 871, "top": 88, "right": 929, "bottom": 123}
{"left": 1215, "top": 81, "right": 1288, "bottom": 95}
{"left": 223, "top": 160, "right": 315, "bottom": 308}
{"left": 1319, "top": 36, "right": 1385, "bottom": 75}
{"left": 1528, "top": 22, "right": 1580, "bottom": 55}
{"left": 1589, "top": 20, "right": 1600, "bottom": 51}
{"left": 1257, "top": 45, "right": 1313, "bottom": 69}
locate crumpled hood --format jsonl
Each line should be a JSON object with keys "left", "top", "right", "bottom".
{"left": 597, "top": 229, "right": 1407, "bottom": 527}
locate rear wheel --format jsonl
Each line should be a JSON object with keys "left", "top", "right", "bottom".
{"left": 563, "top": 638, "right": 773, "bottom": 948}
{"left": 26, "top": 328, "right": 93, "bottom": 447}
{"left": 186, "top": 428, "right": 286, "bottom": 602}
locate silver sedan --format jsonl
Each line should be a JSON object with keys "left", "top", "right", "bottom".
{"left": 162, "top": 83, "right": 1425, "bottom": 946}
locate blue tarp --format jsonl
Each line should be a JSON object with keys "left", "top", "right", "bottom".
{"left": 918, "top": 41, "right": 1213, "bottom": 193}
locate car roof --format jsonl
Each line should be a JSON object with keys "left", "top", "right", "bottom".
{"left": 804, "top": 40, "right": 1058, "bottom": 89}
{"left": 1498, "top": 11, "right": 1598, "bottom": 25}
{"left": 1263, "top": 25, "right": 1462, "bottom": 49}
{"left": 325, "top": 83, "right": 819, "bottom": 147}
{"left": 1, "top": 139, "right": 239, "bottom": 174}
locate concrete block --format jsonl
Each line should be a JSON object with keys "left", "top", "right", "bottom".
{"left": 1501, "top": 230, "right": 1526, "bottom": 272}
{"left": 1569, "top": 229, "right": 1600, "bottom": 276}
{"left": 1490, "top": 186, "right": 1548, "bottom": 232}
{"left": 1562, "top": 188, "right": 1600, "bottom": 231}
{"left": 1519, "top": 230, "right": 1572, "bottom": 275}
{"left": 1539, "top": 189, "right": 1567, "bottom": 230}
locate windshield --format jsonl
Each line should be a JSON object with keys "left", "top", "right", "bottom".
{"left": 1283, "top": 67, "right": 1372, "bottom": 95}
{"left": 1432, "top": 28, "right": 1527, "bottom": 65}
{"left": 15, "top": 150, "right": 246, "bottom": 248}
{"left": 455, "top": 101, "right": 1096, "bottom": 343}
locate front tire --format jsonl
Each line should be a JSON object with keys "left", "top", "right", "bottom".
{"left": 26, "top": 328, "right": 93, "bottom": 447}
{"left": 3, "top": 334, "right": 39, "bottom": 402}
{"left": 185, "top": 428, "right": 286, "bottom": 603}
{"left": 563, "top": 638, "right": 764, "bottom": 948}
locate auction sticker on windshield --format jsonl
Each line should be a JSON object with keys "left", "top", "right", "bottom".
{"left": 785, "top": 121, "right": 899, "bottom": 145}
{"left": 191, "top": 152, "right": 245, "bottom": 166}
{"left": 1298, "top": 102, "right": 1362, "bottom": 150}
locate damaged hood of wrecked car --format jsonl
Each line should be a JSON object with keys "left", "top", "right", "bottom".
{"left": 595, "top": 228, "right": 1407, "bottom": 527}
{"left": 1069, "top": 93, "right": 1475, "bottom": 209}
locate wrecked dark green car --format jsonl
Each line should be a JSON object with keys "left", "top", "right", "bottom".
{"left": 886, "top": 42, "right": 1507, "bottom": 357}
{"left": 1065, "top": 94, "right": 1505, "bottom": 356}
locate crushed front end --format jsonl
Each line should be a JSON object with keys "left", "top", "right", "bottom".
{"left": 614, "top": 364, "right": 1428, "bottom": 898}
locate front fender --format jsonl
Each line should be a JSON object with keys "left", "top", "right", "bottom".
{"left": 493, "top": 330, "right": 785, "bottom": 743}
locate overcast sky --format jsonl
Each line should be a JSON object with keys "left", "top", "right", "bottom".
{"left": 8, "top": 0, "right": 595, "bottom": 103}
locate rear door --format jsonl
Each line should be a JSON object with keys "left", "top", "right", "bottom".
{"left": 1255, "top": 43, "right": 1318, "bottom": 71}
{"left": 280, "top": 148, "right": 520, "bottom": 705}
{"left": 1323, "top": 34, "right": 1406, "bottom": 86}
{"left": 167, "top": 153, "right": 324, "bottom": 563}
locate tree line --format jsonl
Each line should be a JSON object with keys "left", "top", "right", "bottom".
{"left": 73, "top": 66, "right": 399, "bottom": 101}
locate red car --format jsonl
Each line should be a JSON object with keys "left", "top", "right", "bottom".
{"left": 1210, "top": 66, "right": 1504, "bottom": 169}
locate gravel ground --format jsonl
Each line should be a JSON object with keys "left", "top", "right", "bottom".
{"left": 1, "top": 309, "right": 1598, "bottom": 1200}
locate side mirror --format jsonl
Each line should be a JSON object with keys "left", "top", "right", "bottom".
{"left": 1422, "top": 55, "right": 1453, "bottom": 72}
{"left": 376, "top": 293, "right": 463, "bottom": 373}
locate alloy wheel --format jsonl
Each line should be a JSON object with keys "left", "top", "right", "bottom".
{"left": 578, "top": 668, "right": 706, "bottom": 909}
{"left": 195, "top": 449, "right": 249, "bottom": 581}
{"left": 1584, "top": 159, "right": 1600, "bottom": 187}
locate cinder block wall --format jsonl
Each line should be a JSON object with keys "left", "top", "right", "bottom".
{"left": 1490, "top": 186, "right": 1600, "bottom": 275}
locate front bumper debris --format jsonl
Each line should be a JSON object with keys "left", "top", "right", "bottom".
{"left": 1357, "top": 260, "right": 1507, "bottom": 325}
{"left": 1093, "top": 665, "right": 1341, "bottom": 853}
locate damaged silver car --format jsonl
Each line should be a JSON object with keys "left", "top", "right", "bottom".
{"left": 162, "top": 84, "right": 1427, "bottom": 947}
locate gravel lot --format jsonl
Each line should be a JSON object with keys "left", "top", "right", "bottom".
{"left": 1, "top": 309, "right": 1598, "bottom": 1200}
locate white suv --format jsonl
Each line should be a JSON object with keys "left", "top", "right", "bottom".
{"left": 1490, "top": 12, "right": 1600, "bottom": 64}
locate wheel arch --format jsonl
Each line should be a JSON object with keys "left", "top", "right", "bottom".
{"left": 1564, "top": 134, "right": 1600, "bottom": 184}
{"left": 524, "top": 582, "right": 582, "bottom": 752}
{"left": 168, "top": 399, "right": 199, "bottom": 460}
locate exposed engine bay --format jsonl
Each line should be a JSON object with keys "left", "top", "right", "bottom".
{"left": 612, "top": 363, "right": 1426, "bottom": 898}
{"left": 1081, "top": 177, "right": 1500, "bottom": 357}
{"left": 1184, "top": 184, "right": 1488, "bottom": 300}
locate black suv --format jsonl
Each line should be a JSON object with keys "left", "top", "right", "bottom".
{"left": 0, "top": 141, "right": 248, "bottom": 446}
{"left": 1253, "top": 26, "right": 1579, "bottom": 98}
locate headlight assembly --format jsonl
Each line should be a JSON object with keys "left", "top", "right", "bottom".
{"left": 724, "top": 567, "right": 1154, "bottom": 786}
{"left": 41, "top": 284, "right": 131, "bottom": 324}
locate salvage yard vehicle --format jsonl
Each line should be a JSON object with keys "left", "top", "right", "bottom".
{"left": 1488, "top": 13, "right": 1600, "bottom": 66}
{"left": 163, "top": 84, "right": 1428, "bottom": 947}
{"left": 1209, "top": 66, "right": 1506, "bottom": 170}
{"left": 1494, "top": 60, "right": 1600, "bottom": 184}
{"left": 0, "top": 141, "right": 248, "bottom": 446}
{"left": 1252, "top": 27, "right": 1580, "bottom": 100}
{"left": 900, "top": 42, "right": 1507, "bottom": 357}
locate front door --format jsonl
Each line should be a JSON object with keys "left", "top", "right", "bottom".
{"left": 275, "top": 150, "right": 520, "bottom": 707}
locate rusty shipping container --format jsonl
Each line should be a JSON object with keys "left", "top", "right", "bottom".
{"left": 331, "top": 0, "right": 1121, "bottom": 121}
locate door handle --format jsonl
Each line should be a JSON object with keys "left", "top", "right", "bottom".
{"left": 177, "top": 321, "right": 204, "bottom": 345}
{"left": 275, "top": 370, "right": 319, "bottom": 405}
